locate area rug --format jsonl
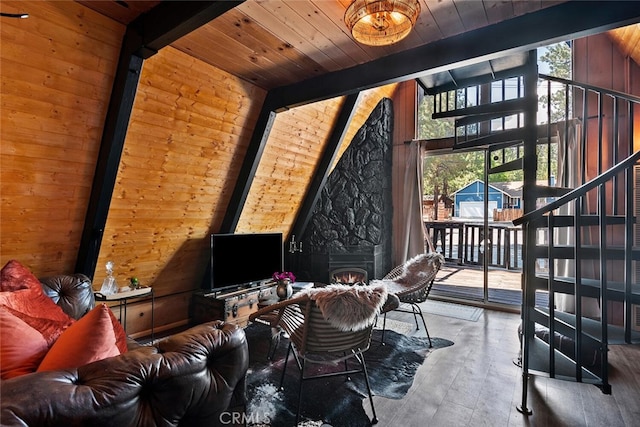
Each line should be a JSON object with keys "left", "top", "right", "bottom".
{"left": 244, "top": 323, "right": 453, "bottom": 426}
{"left": 373, "top": 318, "right": 413, "bottom": 335}
{"left": 420, "top": 299, "right": 483, "bottom": 322}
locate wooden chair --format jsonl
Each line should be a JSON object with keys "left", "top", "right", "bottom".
{"left": 248, "top": 284, "right": 388, "bottom": 425}
{"left": 378, "top": 252, "right": 444, "bottom": 347}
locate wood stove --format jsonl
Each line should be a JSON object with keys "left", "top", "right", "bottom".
{"left": 328, "top": 245, "right": 384, "bottom": 281}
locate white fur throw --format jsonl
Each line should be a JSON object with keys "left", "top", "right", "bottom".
{"left": 395, "top": 252, "right": 444, "bottom": 284}
{"left": 299, "top": 283, "right": 388, "bottom": 331}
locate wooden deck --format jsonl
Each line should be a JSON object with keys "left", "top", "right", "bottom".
{"left": 431, "top": 262, "right": 528, "bottom": 308}
{"left": 435, "top": 263, "right": 523, "bottom": 290}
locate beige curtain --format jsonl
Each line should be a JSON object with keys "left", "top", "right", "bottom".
{"left": 554, "top": 120, "right": 600, "bottom": 318}
{"left": 399, "top": 141, "right": 433, "bottom": 263}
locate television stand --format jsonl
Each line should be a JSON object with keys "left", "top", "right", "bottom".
{"left": 191, "top": 282, "right": 276, "bottom": 327}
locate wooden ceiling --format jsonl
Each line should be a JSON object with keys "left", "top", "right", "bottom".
{"left": 78, "top": 1, "right": 639, "bottom": 93}
{"left": 170, "top": 0, "right": 569, "bottom": 90}
{"left": 608, "top": 23, "right": 640, "bottom": 65}
{"left": 76, "top": 0, "right": 568, "bottom": 91}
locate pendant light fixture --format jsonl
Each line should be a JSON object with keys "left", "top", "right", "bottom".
{"left": 344, "top": 0, "right": 420, "bottom": 47}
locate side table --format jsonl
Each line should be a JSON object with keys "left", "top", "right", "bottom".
{"left": 95, "top": 287, "right": 154, "bottom": 341}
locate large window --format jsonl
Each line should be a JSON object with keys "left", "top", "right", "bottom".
{"left": 417, "top": 42, "right": 572, "bottom": 307}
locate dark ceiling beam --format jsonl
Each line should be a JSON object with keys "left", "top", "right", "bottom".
{"left": 288, "top": 92, "right": 362, "bottom": 246}
{"left": 75, "top": 1, "right": 243, "bottom": 278}
{"left": 220, "top": 95, "right": 279, "bottom": 233}
{"left": 268, "top": 0, "right": 640, "bottom": 111}
{"left": 129, "top": 1, "right": 244, "bottom": 58}
{"left": 75, "top": 39, "right": 144, "bottom": 279}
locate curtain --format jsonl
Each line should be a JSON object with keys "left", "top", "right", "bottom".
{"left": 399, "top": 141, "right": 433, "bottom": 263}
{"left": 554, "top": 120, "right": 600, "bottom": 318}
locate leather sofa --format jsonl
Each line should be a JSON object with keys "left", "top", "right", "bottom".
{"left": 1, "top": 273, "right": 249, "bottom": 427}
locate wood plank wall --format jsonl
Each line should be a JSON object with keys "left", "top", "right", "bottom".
{"left": 95, "top": 46, "right": 267, "bottom": 336}
{"left": 96, "top": 48, "right": 399, "bottom": 336}
{"left": 237, "top": 96, "right": 343, "bottom": 234}
{"left": 574, "top": 32, "right": 640, "bottom": 179}
{"left": 573, "top": 32, "right": 640, "bottom": 327}
{"left": 1, "top": 1, "right": 123, "bottom": 275}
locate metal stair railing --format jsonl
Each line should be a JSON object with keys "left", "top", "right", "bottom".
{"left": 514, "top": 142, "right": 639, "bottom": 416}
{"left": 426, "top": 60, "right": 640, "bottom": 416}
{"left": 434, "top": 69, "right": 640, "bottom": 416}
{"left": 513, "top": 151, "right": 640, "bottom": 227}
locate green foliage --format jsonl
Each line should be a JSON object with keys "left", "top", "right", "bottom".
{"left": 535, "top": 42, "right": 569, "bottom": 178}
{"left": 417, "top": 94, "right": 454, "bottom": 140}
{"left": 423, "top": 152, "right": 483, "bottom": 195}
{"left": 540, "top": 42, "right": 571, "bottom": 79}
{"left": 538, "top": 42, "right": 572, "bottom": 124}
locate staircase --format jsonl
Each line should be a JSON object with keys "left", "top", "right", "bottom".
{"left": 424, "top": 49, "right": 640, "bottom": 415}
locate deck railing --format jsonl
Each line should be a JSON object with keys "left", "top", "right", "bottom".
{"left": 425, "top": 220, "right": 523, "bottom": 269}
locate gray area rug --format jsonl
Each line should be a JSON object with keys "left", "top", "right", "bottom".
{"left": 244, "top": 323, "right": 453, "bottom": 426}
{"left": 420, "top": 299, "right": 483, "bottom": 322}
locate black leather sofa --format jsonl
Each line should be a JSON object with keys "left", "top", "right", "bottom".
{"left": 0, "top": 273, "right": 249, "bottom": 427}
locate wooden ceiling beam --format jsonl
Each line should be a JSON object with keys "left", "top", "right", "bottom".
{"left": 128, "top": 1, "right": 244, "bottom": 58}
{"left": 268, "top": 1, "right": 640, "bottom": 110}
{"left": 219, "top": 98, "right": 278, "bottom": 233}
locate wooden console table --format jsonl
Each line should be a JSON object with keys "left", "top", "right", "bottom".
{"left": 192, "top": 283, "right": 276, "bottom": 327}
{"left": 95, "top": 287, "right": 154, "bottom": 340}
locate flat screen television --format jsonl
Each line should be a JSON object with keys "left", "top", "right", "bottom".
{"left": 207, "top": 232, "right": 283, "bottom": 291}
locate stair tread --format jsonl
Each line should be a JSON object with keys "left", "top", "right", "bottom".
{"left": 433, "top": 97, "right": 527, "bottom": 120}
{"left": 531, "top": 307, "right": 640, "bottom": 345}
{"left": 489, "top": 158, "right": 523, "bottom": 174}
{"left": 532, "top": 275, "right": 640, "bottom": 304}
{"left": 456, "top": 111, "right": 520, "bottom": 127}
{"left": 527, "top": 337, "right": 603, "bottom": 383}
{"left": 452, "top": 120, "right": 574, "bottom": 150}
{"left": 533, "top": 245, "right": 640, "bottom": 261}
{"left": 530, "top": 307, "right": 603, "bottom": 345}
{"left": 532, "top": 215, "right": 632, "bottom": 227}
{"left": 536, "top": 185, "right": 573, "bottom": 197}
{"left": 454, "top": 128, "right": 526, "bottom": 150}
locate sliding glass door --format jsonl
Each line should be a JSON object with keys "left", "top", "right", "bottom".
{"left": 423, "top": 149, "right": 523, "bottom": 308}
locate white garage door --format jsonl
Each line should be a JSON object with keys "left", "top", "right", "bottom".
{"left": 459, "top": 201, "right": 497, "bottom": 218}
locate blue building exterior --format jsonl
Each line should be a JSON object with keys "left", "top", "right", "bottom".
{"left": 452, "top": 180, "right": 521, "bottom": 218}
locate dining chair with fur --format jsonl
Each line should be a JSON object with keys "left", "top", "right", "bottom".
{"left": 248, "top": 282, "right": 389, "bottom": 425}
{"left": 374, "top": 252, "right": 444, "bottom": 347}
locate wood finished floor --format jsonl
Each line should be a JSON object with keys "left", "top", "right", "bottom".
{"left": 368, "top": 306, "right": 640, "bottom": 427}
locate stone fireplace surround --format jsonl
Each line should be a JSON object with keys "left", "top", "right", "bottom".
{"left": 291, "top": 98, "right": 393, "bottom": 282}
